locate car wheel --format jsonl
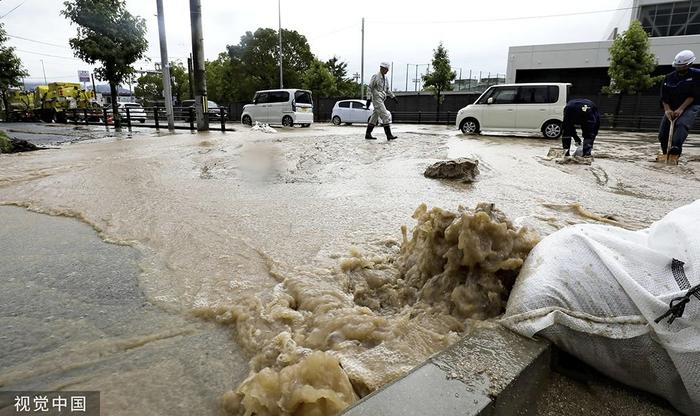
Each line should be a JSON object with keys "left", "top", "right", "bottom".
{"left": 139, "top": 119, "right": 146, "bottom": 123}
{"left": 282, "top": 115, "right": 294, "bottom": 127}
{"left": 542, "top": 120, "right": 562, "bottom": 139}
{"left": 459, "top": 118, "right": 480, "bottom": 134}
{"left": 332, "top": 115, "right": 341, "bottom": 125}
{"left": 242, "top": 115, "right": 252, "bottom": 126}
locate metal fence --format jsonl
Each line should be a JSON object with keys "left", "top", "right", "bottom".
{"left": 46, "top": 106, "right": 235, "bottom": 132}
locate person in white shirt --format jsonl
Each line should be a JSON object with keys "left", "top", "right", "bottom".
{"left": 366, "top": 62, "right": 398, "bottom": 140}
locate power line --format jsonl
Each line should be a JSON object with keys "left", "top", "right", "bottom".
{"left": 0, "top": 0, "right": 27, "bottom": 19}
{"left": 7, "top": 33, "right": 71, "bottom": 49}
{"left": 14, "top": 48, "right": 82, "bottom": 61}
{"left": 369, "top": 5, "right": 636, "bottom": 25}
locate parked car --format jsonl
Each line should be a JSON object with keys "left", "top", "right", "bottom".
{"left": 179, "top": 100, "right": 227, "bottom": 121}
{"left": 331, "top": 100, "right": 373, "bottom": 125}
{"left": 240, "top": 89, "right": 313, "bottom": 127}
{"left": 118, "top": 102, "right": 146, "bottom": 123}
{"left": 455, "top": 83, "right": 570, "bottom": 139}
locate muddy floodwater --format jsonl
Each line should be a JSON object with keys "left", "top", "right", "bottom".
{"left": 1, "top": 123, "right": 698, "bottom": 415}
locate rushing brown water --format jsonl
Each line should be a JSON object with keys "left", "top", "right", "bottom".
{"left": 1, "top": 124, "right": 698, "bottom": 415}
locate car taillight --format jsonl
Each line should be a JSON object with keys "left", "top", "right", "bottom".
{"left": 292, "top": 99, "right": 296, "bottom": 112}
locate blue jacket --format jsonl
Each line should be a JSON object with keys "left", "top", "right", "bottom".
{"left": 661, "top": 69, "right": 698, "bottom": 110}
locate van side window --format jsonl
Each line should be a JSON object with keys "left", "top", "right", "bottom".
{"left": 351, "top": 102, "right": 365, "bottom": 109}
{"left": 268, "top": 91, "right": 290, "bottom": 103}
{"left": 255, "top": 93, "right": 269, "bottom": 104}
{"left": 548, "top": 86, "right": 560, "bottom": 103}
{"left": 339, "top": 102, "right": 351, "bottom": 108}
{"left": 295, "top": 91, "right": 313, "bottom": 104}
{"left": 517, "top": 86, "right": 550, "bottom": 104}
{"left": 492, "top": 87, "right": 517, "bottom": 104}
{"left": 476, "top": 89, "right": 495, "bottom": 105}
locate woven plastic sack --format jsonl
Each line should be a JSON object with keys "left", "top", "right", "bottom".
{"left": 501, "top": 200, "right": 700, "bottom": 415}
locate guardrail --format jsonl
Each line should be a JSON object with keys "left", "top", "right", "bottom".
{"left": 53, "top": 106, "right": 235, "bottom": 132}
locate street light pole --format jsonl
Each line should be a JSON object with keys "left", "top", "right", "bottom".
{"left": 156, "top": 0, "right": 175, "bottom": 132}
{"left": 360, "top": 17, "right": 365, "bottom": 99}
{"left": 278, "top": 0, "right": 283, "bottom": 88}
{"left": 40, "top": 59, "right": 47, "bottom": 84}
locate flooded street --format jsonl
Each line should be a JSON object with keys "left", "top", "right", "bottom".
{"left": 1, "top": 123, "right": 698, "bottom": 415}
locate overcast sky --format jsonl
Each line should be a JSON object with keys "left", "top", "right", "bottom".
{"left": 2, "top": 0, "right": 634, "bottom": 90}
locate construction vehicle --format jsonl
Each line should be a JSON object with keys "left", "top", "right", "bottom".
{"left": 6, "top": 89, "right": 36, "bottom": 121}
{"left": 34, "top": 82, "right": 99, "bottom": 123}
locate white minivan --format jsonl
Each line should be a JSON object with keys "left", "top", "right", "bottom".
{"left": 241, "top": 89, "right": 313, "bottom": 127}
{"left": 331, "top": 99, "right": 373, "bottom": 125}
{"left": 456, "top": 83, "right": 570, "bottom": 138}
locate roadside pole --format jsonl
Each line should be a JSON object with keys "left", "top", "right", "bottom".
{"left": 278, "top": 0, "right": 283, "bottom": 88}
{"left": 156, "top": 0, "right": 175, "bottom": 132}
{"left": 189, "top": 0, "right": 209, "bottom": 131}
{"left": 187, "top": 55, "right": 194, "bottom": 99}
{"left": 360, "top": 17, "right": 364, "bottom": 99}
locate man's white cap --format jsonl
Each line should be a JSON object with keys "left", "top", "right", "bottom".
{"left": 380, "top": 62, "right": 391, "bottom": 69}
{"left": 673, "top": 50, "right": 696, "bottom": 67}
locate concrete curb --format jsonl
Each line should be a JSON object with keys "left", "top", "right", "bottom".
{"left": 341, "top": 322, "right": 550, "bottom": 416}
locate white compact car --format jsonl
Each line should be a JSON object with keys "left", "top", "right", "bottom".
{"left": 241, "top": 89, "right": 313, "bottom": 127}
{"left": 118, "top": 102, "right": 147, "bottom": 123}
{"left": 331, "top": 99, "right": 373, "bottom": 125}
{"left": 456, "top": 83, "right": 570, "bottom": 138}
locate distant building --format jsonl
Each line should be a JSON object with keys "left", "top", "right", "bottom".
{"left": 506, "top": 0, "right": 700, "bottom": 96}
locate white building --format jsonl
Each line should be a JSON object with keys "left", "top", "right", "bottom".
{"left": 506, "top": 0, "right": 700, "bottom": 95}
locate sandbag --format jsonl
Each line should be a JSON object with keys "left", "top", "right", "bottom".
{"left": 501, "top": 200, "right": 700, "bottom": 415}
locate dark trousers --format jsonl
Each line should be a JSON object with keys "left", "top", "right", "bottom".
{"left": 658, "top": 105, "right": 699, "bottom": 155}
{"left": 562, "top": 112, "right": 600, "bottom": 156}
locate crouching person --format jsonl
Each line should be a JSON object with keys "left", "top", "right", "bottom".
{"left": 562, "top": 98, "right": 600, "bottom": 157}
{"left": 659, "top": 50, "right": 700, "bottom": 163}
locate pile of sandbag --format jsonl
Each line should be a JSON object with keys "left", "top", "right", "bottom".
{"left": 501, "top": 200, "right": 700, "bottom": 415}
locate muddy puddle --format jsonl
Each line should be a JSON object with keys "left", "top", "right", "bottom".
{"left": 1, "top": 125, "right": 698, "bottom": 415}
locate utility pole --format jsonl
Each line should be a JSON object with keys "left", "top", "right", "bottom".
{"left": 187, "top": 55, "right": 194, "bottom": 99}
{"left": 91, "top": 73, "right": 97, "bottom": 98}
{"left": 156, "top": 0, "right": 175, "bottom": 131}
{"left": 40, "top": 59, "right": 47, "bottom": 84}
{"left": 278, "top": 0, "right": 283, "bottom": 88}
{"left": 189, "top": 0, "right": 208, "bottom": 131}
{"left": 390, "top": 61, "right": 393, "bottom": 91}
{"left": 459, "top": 68, "right": 462, "bottom": 91}
{"left": 360, "top": 17, "right": 364, "bottom": 99}
{"left": 414, "top": 64, "right": 418, "bottom": 92}
{"left": 405, "top": 63, "right": 409, "bottom": 92}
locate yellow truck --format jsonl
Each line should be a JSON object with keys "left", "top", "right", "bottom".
{"left": 6, "top": 89, "right": 36, "bottom": 121}
{"left": 8, "top": 83, "right": 101, "bottom": 122}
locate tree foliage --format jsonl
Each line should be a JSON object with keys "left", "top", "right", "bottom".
{"left": 325, "top": 56, "right": 358, "bottom": 97}
{"left": 302, "top": 59, "right": 336, "bottom": 98}
{"left": 62, "top": 0, "right": 148, "bottom": 128}
{"left": 222, "top": 28, "right": 314, "bottom": 101}
{"left": 206, "top": 53, "right": 239, "bottom": 104}
{"left": 0, "top": 21, "right": 28, "bottom": 120}
{"left": 604, "top": 20, "right": 663, "bottom": 95}
{"left": 134, "top": 61, "right": 190, "bottom": 104}
{"left": 422, "top": 43, "right": 456, "bottom": 114}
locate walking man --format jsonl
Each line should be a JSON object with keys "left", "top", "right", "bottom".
{"left": 659, "top": 50, "right": 700, "bottom": 163}
{"left": 366, "top": 62, "right": 399, "bottom": 140}
{"left": 561, "top": 98, "right": 600, "bottom": 157}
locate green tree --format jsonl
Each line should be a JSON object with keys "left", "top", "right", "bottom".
{"left": 604, "top": 20, "right": 663, "bottom": 126}
{"left": 134, "top": 61, "right": 190, "bottom": 105}
{"left": 422, "top": 43, "right": 456, "bottom": 117}
{"left": 170, "top": 61, "right": 190, "bottom": 103}
{"left": 0, "top": 21, "right": 28, "bottom": 120}
{"left": 227, "top": 28, "right": 314, "bottom": 101}
{"left": 302, "top": 59, "right": 336, "bottom": 98}
{"left": 134, "top": 72, "right": 161, "bottom": 103}
{"left": 206, "top": 53, "right": 239, "bottom": 104}
{"left": 62, "top": 0, "right": 148, "bottom": 130}
{"left": 325, "top": 56, "right": 358, "bottom": 97}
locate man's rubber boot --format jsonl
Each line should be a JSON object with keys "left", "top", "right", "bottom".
{"left": 668, "top": 146, "right": 681, "bottom": 165}
{"left": 365, "top": 124, "right": 377, "bottom": 140}
{"left": 384, "top": 125, "right": 397, "bottom": 141}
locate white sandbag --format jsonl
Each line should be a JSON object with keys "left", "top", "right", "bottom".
{"left": 501, "top": 200, "right": 700, "bottom": 415}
